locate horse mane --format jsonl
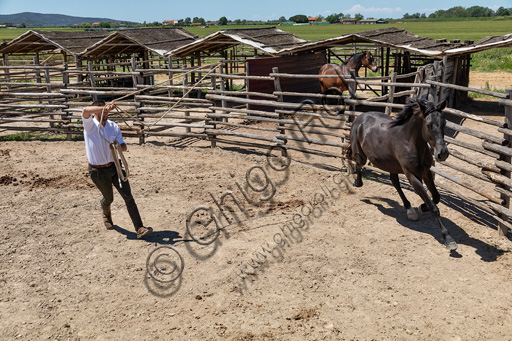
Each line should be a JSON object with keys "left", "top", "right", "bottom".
{"left": 343, "top": 52, "right": 365, "bottom": 65}
{"left": 389, "top": 99, "right": 419, "bottom": 127}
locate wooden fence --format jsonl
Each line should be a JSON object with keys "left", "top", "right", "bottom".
{"left": 1, "top": 59, "right": 512, "bottom": 236}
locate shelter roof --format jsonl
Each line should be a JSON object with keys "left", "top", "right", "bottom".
{"left": 277, "top": 27, "right": 512, "bottom": 57}
{"left": 0, "top": 30, "right": 109, "bottom": 55}
{"left": 169, "top": 26, "right": 307, "bottom": 57}
{"left": 81, "top": 27, "right": 198, "bottom": 57}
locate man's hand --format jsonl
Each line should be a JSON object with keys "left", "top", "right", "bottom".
{"left": 105, "top": 101, "right": 117, "bottom": 113}
{"left": 82, "top": 101, "right": 117, "bottom": 119}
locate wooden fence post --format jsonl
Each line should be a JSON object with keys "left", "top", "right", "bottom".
{"left": 272, "top": 67, "right": 286, "bottom": 150}
{"left": 385, "top": 72, "right": 397, "bottom": 115}
{"left": 183, "top": 62, "right": 191, "bottom": 134}
{"left": 43, "top": 65, "right": 55, "bottom": 129}
{"left": 3, "top": 54, "right": 11, "bottom": 90}
{"left": 167, "top": 55, "right": 173, "bottom": 98}
{"left": 219, "top": 64, "right": 228, "bottom": 122}
{"left": 62, "top": 62, "right": 72, "bottom": 141}
{"left": 210, "top": 64, "right": 218, "bottom": 148}
{"left": 498, "top": 88, "right": 512, "bottom": 236}
{"left": 33, "top": 55, "right": 42, "bottom": 84}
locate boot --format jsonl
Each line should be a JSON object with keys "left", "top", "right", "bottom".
{"left": 127, "top": 204, "right": 152, "bottom": 239}
{"left": 101, "top": 200, "right": 114, "bottom": 230}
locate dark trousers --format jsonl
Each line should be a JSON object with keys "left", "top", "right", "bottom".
{"left": 88, "top": 164, "right": 136, "bottom": 209}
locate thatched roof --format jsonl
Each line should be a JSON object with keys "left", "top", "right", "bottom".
{"left": 0, "top": 30, "right": 110, "bottom": 55}
{"left": 169, "top": 26, "right": 307, "bottom": 57}
{"left": 278, "top": 27, "right": 512, "bottom": 57}
{"left": 81, "top": 28, "right": 198, "bottom": 57}
{"left": 444, "top": 33, "right": 512, "bottom": 55}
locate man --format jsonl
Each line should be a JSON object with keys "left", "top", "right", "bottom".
{"left": 82, "top": 99, "right": 152, "bottom": 239}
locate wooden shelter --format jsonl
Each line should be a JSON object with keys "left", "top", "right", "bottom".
{"left": 169, "top": 27, "right": 315, "bottom": 101}
{"left": 0, "top": 30, "right": 110, "bottom": 65}
{"left": 278, "top": 27, "right": 512, "bottom": 105}
{"left": 81, "top": 27, "right": 197, "bottom": 57}
{"left": 78, "top": 28, "right": 199, "bottom": 89}
{"left": 170, "top": 26, "right": 307, "bottom": 58}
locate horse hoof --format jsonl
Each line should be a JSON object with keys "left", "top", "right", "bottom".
{"left": 407, "top": 208, "right": 418, "bottom": 221}
{"left": 445, "top": 241, "right": 458, "bottom": 251}
{"left": 418, "top": 204, "right": 429, "bottom": 214}
{"left": 353, "top": 180, "right": 363, "bottom": 187}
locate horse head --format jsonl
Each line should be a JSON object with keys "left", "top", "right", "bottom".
{"left": 362, "top": 51, "right": 378, "bottom": 72}
{"left": 412, "top": 98, "right": 449, "bottom": 161}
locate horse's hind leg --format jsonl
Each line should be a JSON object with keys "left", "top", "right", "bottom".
{"left": 419, "top": 170, "right": 440, "bottom": 213}
{"left": 351, "top": 149, "right": 366, "bottom": 187}
{"left": 390, "top": 173, "right": 417, "bottom": 221}
{"left": 405, "top": 171, "right": 457, "bottom": 251}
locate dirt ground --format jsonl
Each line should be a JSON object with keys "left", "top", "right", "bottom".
{"left": 1, "top": 72, "right": 512, "bottom": 340}
{"left": 468, "top": 71, "right": 512, "bottom": 90}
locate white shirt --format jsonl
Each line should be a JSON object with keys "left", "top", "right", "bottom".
{"left": 82, "top": 111, "right": 125, "bottom": 166}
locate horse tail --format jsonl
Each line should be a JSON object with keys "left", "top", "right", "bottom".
{"left": 321, "top": 86, "right": 343, "bottom": 108}
{"left": 344, "top": 144, "right": 353, "bottom": 160}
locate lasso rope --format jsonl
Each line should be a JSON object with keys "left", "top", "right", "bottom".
{"left": 95, "top": 62, "right": 222, "bottom": 183}
{"left": 112, "top": 62, "right": 221, "bottom": 129}
{"left": 97, "top": 106, "right": 129, "bottom": 183}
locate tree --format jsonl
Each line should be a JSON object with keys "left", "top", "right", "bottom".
{"left": 325, "top": 13, "right": 343, "bottom": 24}
{"left": 184, "top": 17, "right": 191, "bottom": 25}
{"left": 289, "top": 14, "right": 308, "bottom": 23}
{"left": 278, "top": 16, "right": 286, "bottom": 22}
{"left": 234, "top": 19, "right": 241, "bottom": 25}
{"left": 218, "top": 16, "right": 228, "bottom": 25}
{"left": 496, "top": 7, "right": 511, "bottom": 16}
{"left": 467, "top": 6, "right": 494, "bottom": 17}
{"left": 354, "top": 13, "right": 364, "bottom": 20}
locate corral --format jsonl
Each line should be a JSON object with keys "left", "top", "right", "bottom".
{"left": 1, "top": 26, "right": 512, "bottom": 340}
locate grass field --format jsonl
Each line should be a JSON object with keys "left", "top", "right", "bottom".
{"left": 1, "top": 20, "right": 511, "bottom": 72}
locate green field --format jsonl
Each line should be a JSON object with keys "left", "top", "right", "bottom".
{"left": 1, "top": 20, "right": 511, "bottom": 72}
{"left": 188, "top": 20, "right": 512, "bottom": 41}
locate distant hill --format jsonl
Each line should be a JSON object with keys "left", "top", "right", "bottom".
{"left": 0, "top": 12, "right": 138, "bottom": 26}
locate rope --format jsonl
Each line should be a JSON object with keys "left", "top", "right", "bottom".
{"left": 97, "top": 105, "right": 129, "bottom": 183}
{"left": 94, "top": 62, "right": 223, "bottom": 183}
{"left": 112, "top": 62, "right": 221, "bottom": 130}
{"left": 111, "top": 141, "right": 129, "bottom": 182}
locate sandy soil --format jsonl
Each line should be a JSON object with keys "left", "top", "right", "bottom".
{"left": 469, "top": 71, "right": 512, "bottom": 90}
{"left": 1, "top": 73, "right": 512, "bottom": 340}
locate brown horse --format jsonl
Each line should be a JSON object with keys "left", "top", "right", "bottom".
{"left": 319, "top": 51, "right": 378, "bottom": 98}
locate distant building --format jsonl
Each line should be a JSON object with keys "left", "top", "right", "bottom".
{"left": 359, "top": 19, "right": 378, "bottom": 24}
{"left": 163, "top": 20, "right": 181, "bottom": 26}
{"left": 341, "top": 19, "right": 357, "bottom": 24}
{"left": 308, "top": 17, "right": 319, "bottom": 23}
{"left": 341, "top": 19, "right": 388, "bottom": 25}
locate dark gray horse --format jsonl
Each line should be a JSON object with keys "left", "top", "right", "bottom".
{"left": 348, "top": 97, "right": 457, "bottom": 251}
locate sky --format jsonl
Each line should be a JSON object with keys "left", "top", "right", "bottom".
{"left": 0, "top": 0, "right": 511, "bottom": 22}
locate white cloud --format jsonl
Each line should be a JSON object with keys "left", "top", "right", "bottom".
{"left": 344, "top": 4, "right": 402, "bottom": 16}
